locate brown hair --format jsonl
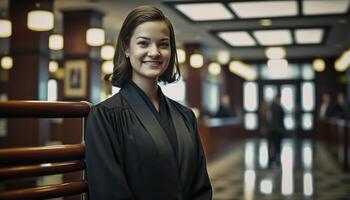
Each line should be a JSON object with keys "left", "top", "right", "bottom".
{"left": 109, "top": 5, "right": 180, "bottom": 87}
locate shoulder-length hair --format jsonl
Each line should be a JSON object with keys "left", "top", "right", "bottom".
{"left": 110, "top": 5, "right": 181, "bottom": 87}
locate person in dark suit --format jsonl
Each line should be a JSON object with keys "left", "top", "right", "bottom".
{"left": 268, "top": 94, "right": 284, "bottom": 167}
{"left": 85, "top": 6, "right": 212, "bottom": 200}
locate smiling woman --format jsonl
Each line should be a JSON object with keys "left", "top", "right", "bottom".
{"left": 85, "top": 5, "right": 212, "bottom": 200}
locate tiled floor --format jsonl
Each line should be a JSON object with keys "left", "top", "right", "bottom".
{"left": 207, "top": 138, "right": 350, "bottom": 200}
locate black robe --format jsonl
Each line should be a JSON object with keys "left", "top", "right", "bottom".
{"left": 85, "top": 82, "right": 212, "bottom": 200}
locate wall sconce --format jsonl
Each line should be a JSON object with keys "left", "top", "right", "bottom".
{"left": 27, "top": 3, "right": 54, "bottom": 31}
{"left": 190, "top": 53, "right": 203, "bottom": 68}
{"left": 102, "top": 60, "right": 114, "bottom": 74}
{"left": 86, "top": 28, "right": 105, "bottom": 46}
{"left": 1, "top": 56, "right": 13, "bottom": 70}
{"left": 208, "top": 62, "right": 221, "bottom": 75}
{"left": 176, "top": 48, "right": 186, "bottom": 64}
{"left": 49, "top": 60, "right": 59, "bottom": 73}
{"left": 49, "top": 34, "right": 63, "bottom": 50}
{"left": 0, "top": 19, "right": 11, "bottom": 38}
{"left": 101, "top": 44, "right": 115, "bottom": 60}
{"left": 312, "top": 58, "right": 325, "bottom": 72}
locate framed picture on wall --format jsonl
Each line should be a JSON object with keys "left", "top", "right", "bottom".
{"left": 64, "top": 60, "right": 87, "bottom": 98}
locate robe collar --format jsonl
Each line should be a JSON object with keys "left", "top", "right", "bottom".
{"left": 119, "top": 82, "right": 196, "bottom": 190}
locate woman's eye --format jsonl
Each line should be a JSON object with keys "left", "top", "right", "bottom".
{"left": 159, "top": 42, "right": 170, "bottom": 48}
{"left": 137, "top": 41, "right": 148, "bottom": 47}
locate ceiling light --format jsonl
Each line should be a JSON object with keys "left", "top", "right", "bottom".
{"left": 208, "top": 62, "right": 221, "bottom": 75}
{"left": 177, "top": 48, "right": 186, "bottom": 64}
{"left": 1, "top": 56, "right": 13, "bottom": 70}
{"left": 190, "top": 53, "right": 203, "bottom": 68}
{"left": 295, "top": 29, "right": 324, "bottom": 44}
{"left": 312, "top": 59, "right": 325, "bottom": 72}
{"left": 267, "top": 59, "right": 288, "bottom": 68}
{"left": 229, "top": 60, "right": 257, "bottom": 80}
{"left": 102, "top": 60, "right": 114, "bottom": 74}
{"left": 253, "top": 30, "right": 292, "bottom": 46}
{"left": 260, "top": 19, "right": 272, "bottom": 26}
{"left": 303, "top": 0, "right": 350, "bottom": 15}
{"left": 101, "top": 45, "right": 115, "bottom": 60}
{"left": 0, "top": 19, "right": 11, "bottom": 38}
{"left": 229, "top": 1, "right": 298, "bottom": 18}
{"left": 49, "top": 61, "right": 59, "bottom": 73}
{"left": 218, "top": 31, "right": 256, "bottom": 47}
{"left": 27, "top": 10, "right": 54, "bottom": 31}
{"left": 86, "top": 28, "right": 105, "bottom": 46}
{"left": 175, "top": 3, "right": 234, "bottom": 21}
{"left": 49, "top": 34, "right": 63, "bottom": 50}
{"left": 265, "top": 47, "right": 286, "bottom": 59}
{"left": 217, "top": 50, "right": 230, "bottom": 64}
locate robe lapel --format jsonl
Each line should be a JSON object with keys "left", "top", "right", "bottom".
{"left": 119, "top": 83, "right": 182, "bottom": 190}
{"left": 165, "top": 97, "right": 197, "bottom": 187}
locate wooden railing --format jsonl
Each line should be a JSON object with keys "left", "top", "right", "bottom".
{"left": 0, "top": 100, "right": 91, "bottom": 200}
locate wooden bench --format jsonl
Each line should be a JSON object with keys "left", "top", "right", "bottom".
{"left": 0, "top": 101, "right": 91, "bottom": 200}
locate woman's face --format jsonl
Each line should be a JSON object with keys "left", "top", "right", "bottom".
{"left": 125, "top": 21, "right": 171, "bottom": 83}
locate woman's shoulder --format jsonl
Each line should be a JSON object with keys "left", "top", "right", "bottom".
{"left": 92, "top": 92, "right": 130, "bottom": 113}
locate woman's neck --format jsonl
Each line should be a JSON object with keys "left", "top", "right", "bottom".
{"left": 132, "top": 77, "right": 159, "bottom": 108}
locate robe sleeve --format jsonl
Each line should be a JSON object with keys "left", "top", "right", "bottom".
{"left": 85, "top": 106, "right": 134, "bottom": 200}
{"left": 190, "top": 111, "right": 213, "bottom": 200}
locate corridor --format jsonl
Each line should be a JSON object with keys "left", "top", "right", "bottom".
{"left": 208, "top": 138, "right": 350, "bottom": 200}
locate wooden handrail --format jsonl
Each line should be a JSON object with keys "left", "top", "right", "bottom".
{"left": 0, "top": 101, "right": 91, "bottom": 118}
{"left": 0, "top": 144, "right": 85, "bottom": 166}
{"left": 0, "top": 182, "right": 88, "bottom": 200}
{"left": 0, "top": 160, "right": 85, "bottom": 180}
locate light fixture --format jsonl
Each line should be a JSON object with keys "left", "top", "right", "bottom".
{"left": 303, "top": 0, "right": 350, "bottom": 15}
{"left": 175, "top": 3, "right": 234, "bottom": 21}
{"left": 176, "top": 48, "right": 186, "bottom": 64}
{"left": 208, "top": 62, "right": 221, "bottom": 75}
{"left": 229, "top": 1, "right": 298, "bottom": 18}
{"left": 267, "top": 59, "right": 288, "bottom": 68}
{"left": 260, "top": 19, "right": 272, "bottom": 26}
{"left": 217, "top": 50, "right": 230, "bottom": 64}
{"left": 0, "top": 19, "right": 11, "bottom": 38}
{"left": 312, "top": 58, "right": 325, "bottom": 72}
{"left": 86, "top": 28, "right": 105, "bottom": 46}
{"left": 101, "top": 45, "right": 115, "bottom": 60}
{"left": 229, "top": 60, "right": 257, "bottom": 80}
{"left": 49, "top": 34, "right": 63, "bottom": 50}
{"left": 190, "top": 53, "right": 203, "bottom": 68}
{"left": 218, "top": 31, "right": 256, "bottom": 47}
{"left": 102, "top": 60, "right": 114, "bottom": 74}
{"left": 265, "top": 47, "right": 286, "bottom": 59}
{"left": 295, "top": 29, "right": 324, "bottom": 44}
{"left": 1, "top": 56, "right": 13, "bottom": 70}
{"left": 335, "top": 49, "right": 350, "bottom": 72}
{"left": 27, "top": 3, "right": 54, "bottom": 31}
{"left": 49, "top": 61, "right": 59, "bottom": 73}
{"left": 253, "top": 29, "right": 292, "bottom": 46}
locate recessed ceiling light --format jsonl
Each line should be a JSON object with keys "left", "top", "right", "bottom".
{"left": 295, "top": 29, "right": 324, "bottom": 44}
{"left": 303, "top": 0, "right": 350, "bottom": 15}
{"left": 229, "top": 1, "right": 298, "bottom": 18}
{"left": 253, "top": 30, "right": 292, "bottom": 46}
{"left": 218, "top": 31, "right": 257, "bottom": 47}
{"left": 175, "top": 3, "right": 234, "bottom": 21}
{"left": 260, "top": 19, "right": 272, "bottom": 26}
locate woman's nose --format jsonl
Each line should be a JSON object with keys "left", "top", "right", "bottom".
{"left": 148, "top": 44, "right": 161, "bottom": 57}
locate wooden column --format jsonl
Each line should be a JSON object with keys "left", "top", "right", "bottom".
{"left": 0, "top": 0, "right": 52, "bottom": 148}
{"left": 184, "top": 43, "right": 204, "bottom": 110}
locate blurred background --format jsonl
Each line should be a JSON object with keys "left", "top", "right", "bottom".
{"left": 0, "top": 0, "right": 350, "bottom": 199}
